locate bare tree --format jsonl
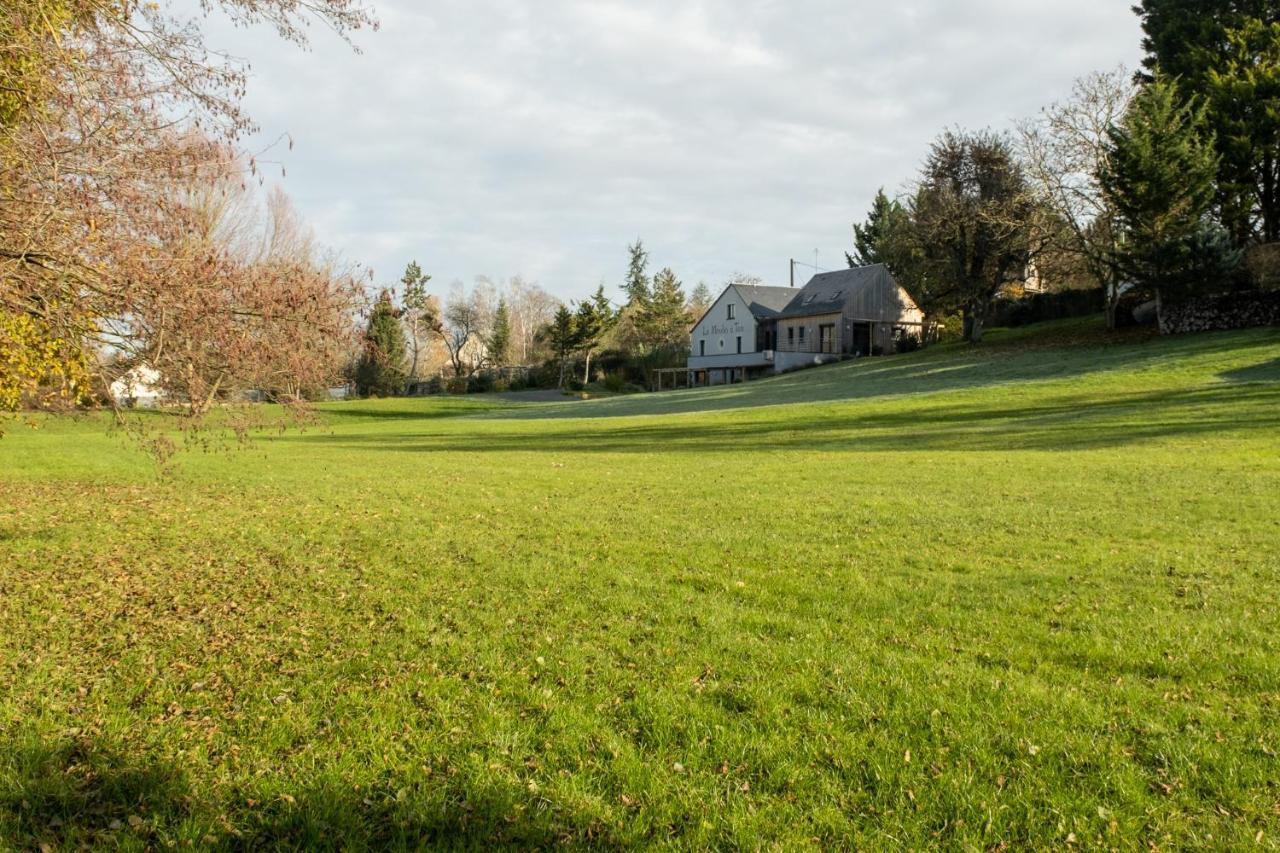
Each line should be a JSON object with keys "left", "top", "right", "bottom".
{"left": 506, "top": 276, "right": 559, "bottom": 364}
{"left": 1, "top": 0, "right": 375, "bottom": 420}
{"left": 1019, "top": 68, "right": 1137, "bottom": 327}
{"left": 93, "top": 143, "right": 364, "bottom": 416}
{"left": 437, "top": 281, "right": 486, "bottom": 377}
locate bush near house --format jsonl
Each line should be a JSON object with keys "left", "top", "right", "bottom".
{"left": 990, "top": 288, "right": 1105, "bottom": 328}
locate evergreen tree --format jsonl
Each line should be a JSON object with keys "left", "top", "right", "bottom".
{"left": 847, "top": 188, "right": 902, "bottom": 268}
{"left": 574, "top": 286, "right": 615, "bottom": 384}
{"left": 1100, "top": 80, "right": 1231, "bottom": 299}
{"left": 623, "top": 239, "right": 651, "bottom": 307}
{"left": 544, "top": 304, "right": 577, "bottom": 389}
{"left": 488, "top": 297, "right": 511, "bottom": 367}
{"left": 399, "top": 260, "right": 434, "bottom": 392}
{"left": 1137, "top": 1, "right": 1280, "bottom": 243}
{"left": 638, "top": 267, "right": 688, "bottom": 350}
{"left": 355, "top": 290, "right": 407, "bottom": 397}
{"left": 688, "top": 281, "right": 713, "bottom": 315}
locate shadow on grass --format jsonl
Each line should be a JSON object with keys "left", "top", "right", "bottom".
{"left": 0, "top": 736, "right": 576, "bottom": 850}
{"left": 1221, "top": 357, "right": 1280, "bottom": 384}
{"left": 285, "top": 383, "right": 1280, "bottom": 456}
{"left": 477, "top": 324, "right": 1280, "bottom": 422}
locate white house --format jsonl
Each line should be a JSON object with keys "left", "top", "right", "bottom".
{"left": 687, "top": 283, "right": 796, "bottom": 385}
{"left": 686, "top": 265, "right": 924, "bottom": 386}
{"left": 108, "top": 365, "right": 164, "bottom": 408}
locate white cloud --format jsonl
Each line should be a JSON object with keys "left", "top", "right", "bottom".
{"left": 182, "top": 0, "right": 1143, "bottom": 301}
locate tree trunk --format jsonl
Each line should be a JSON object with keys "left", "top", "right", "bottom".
{"left": 582, "top": 350, "right": 592, "bottom": 385}
{"left": 1263, "top": 150, "right": 1279, "bottom": 245}
{"left": 1105, "top": 282, "right": 1118, "bottom": 331}
{"left": 967, "top": 301, "right": 986, "bottom": 344}
{"left": 405, "top": 323, "right": 420, "bottom": 395}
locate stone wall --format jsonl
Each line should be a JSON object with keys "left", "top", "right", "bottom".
{"left": 1158, "top": 290, "right": 1280, "bottom": 335}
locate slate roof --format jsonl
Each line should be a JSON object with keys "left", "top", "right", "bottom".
{"left": 731, "top": 284, "right": 798, "bottom": 319}
{"left": 775, "top": 264, "right": 894, "bottom": 320}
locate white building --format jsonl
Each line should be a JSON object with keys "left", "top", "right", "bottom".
{"left": 687, "top": 265, "right": 924, "bottom": 386}
{"left": 108, "top": 365, "right": 165, "bottom": 408}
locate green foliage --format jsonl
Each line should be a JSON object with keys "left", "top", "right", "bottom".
{"left": 399, "top": 261, "right": 431, "bottom": 312}
{"left": 688, "top": 282, "right": 713, "bottom": 315}
{"left": 543, "top": 304, "right": 577, "bottom": 388}
{"left": 909, "top": 130, "right": 1041, "bottom": 342}
{"left": 1137, "top": 0, "right": 1280, "bottom": 242}
{"left": 488, "top": 298, "right": 512, "bottom": 367}
{"left": 636, "top": 268, "right": 687, "bottom": 351}
{"left": 1, "top": 321, "right": 1279, "bottom": 847}
{"left": 1100, "top": 80, "right": 1232, "bottom": 298}
{"left": 354, "top": 291, "right": 407, "bottom": 398}
{"left": 847, "top": 188, "right": 901, "bottom": 268}
{"left": 623, "top": 240, "right": 651, "bottom": 308}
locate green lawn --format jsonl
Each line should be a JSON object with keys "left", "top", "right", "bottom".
{"left": 2, "top": 317, "right": 1279, "bottom": 849}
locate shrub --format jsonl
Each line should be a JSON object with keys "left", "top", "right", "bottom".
{"left": 468, "top": 374, "right": 495, "bottom": 394}
{"left": 446, "top": 377, "right": 469, "bottom": 395}
{"left": 894, "top": 332, "right": 922, "bottom": 354}
{"left": 1245, "top": 243, "right": 1280, "bottom": 292}
{"left": 566, "top": 379, "right": 585, "bottom": 393}
{"left": 509, "top": 378, "right": 528, "bottom": 392}
{"left": 603, "top": 373, "right": 626, "bottom": 393}
{"left": 990, "top": 288, "right": 1104, "bottom": 328}
{"left": 426, "top": 376, "right": 444, "bottom": 395}
{"left": 492, "top": 378, "right": 511, "bottom": 393}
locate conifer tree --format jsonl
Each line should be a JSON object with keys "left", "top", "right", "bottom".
{"left": 1100, "top": 80, "right": 1234, "bottom": 298}
{"left": 544, "top": 304, "right": 577, "bottom": 389}
{"left": 574, "top": 285, "right": 615, "bottom": 384}
{"left": 355, "top": 290, "right": 407, "bottom": 397}
{"left": 399, "top": 260, "right": 434, "bottom": 391}
{"left": 688, "top": 282, "right": 713, "bottom": 315}
{"left": 847, "top": 189, "right": 902, "bottom": 268}
{"left": 488, "top": 298, "right": 512, "bottom": 367}
{"left": 623, "top": 240, "right": 651, "bottom": 307}
{"left": 638, "top": 268, "right": 688, "bottom": 349}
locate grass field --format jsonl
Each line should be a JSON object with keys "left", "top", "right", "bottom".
{"left": 2, "top": 317, "right": 1279, "bottom": 849}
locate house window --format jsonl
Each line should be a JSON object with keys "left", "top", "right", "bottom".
{"left": 699, "top": 340, "right": 705, "bottom": 357}
{"left": 787, "top": 327, "right": 794, "bottom": 346}
{"left": 727, "top": 303, "right": 735, "bottom": 320}
{"left": 798, "top": 326, "right": 806, "bottom": 347}
{"left": 719, "top": 339, "right": 725, "bottom": 349}
{"left": 736, "top": 336, "right": 742, "bottom": 354}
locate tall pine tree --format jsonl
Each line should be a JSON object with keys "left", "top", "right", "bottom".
{"left": 488, "top": 298, "right": 511, "bottom": 367}
{"left": 847, "top": 189, "right": 903, "bottom": 268}
{"left": 574, "top": 286, "right": 615, "bottom": 384}
{"left": 1100, "top": 80, "right": 1232, "bottom": 299}
{"left": 638, "top": 268, "right": 688, "bottom": 350}
{"left": 623, "top": 240, "right": 651, "bottom": 307}
{"left": 355, "top": 290, "right": 407, "bottom": 397}
{"left": 399, "top": 260, "right": 434, "bottom": 392}
{"left": 1136, "top": 0, "right": 1280, "bottom": 243}
{"left": 543, "top": 305, "right": 577, "bottom": 389}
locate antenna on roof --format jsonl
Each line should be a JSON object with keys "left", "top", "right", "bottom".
{"left": 790, "top": 253, "right": 830, "bottom": 287}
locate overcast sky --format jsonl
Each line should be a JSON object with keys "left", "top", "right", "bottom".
{"left": 190, "top": 0, "right": 1143, "bottom": 304}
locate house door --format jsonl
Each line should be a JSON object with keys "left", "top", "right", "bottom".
{"left": 819, "top": 324, "right": 835, "bottom": 354}
{"left": 850, "top": 323, "right": 871, "bottom": 356}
